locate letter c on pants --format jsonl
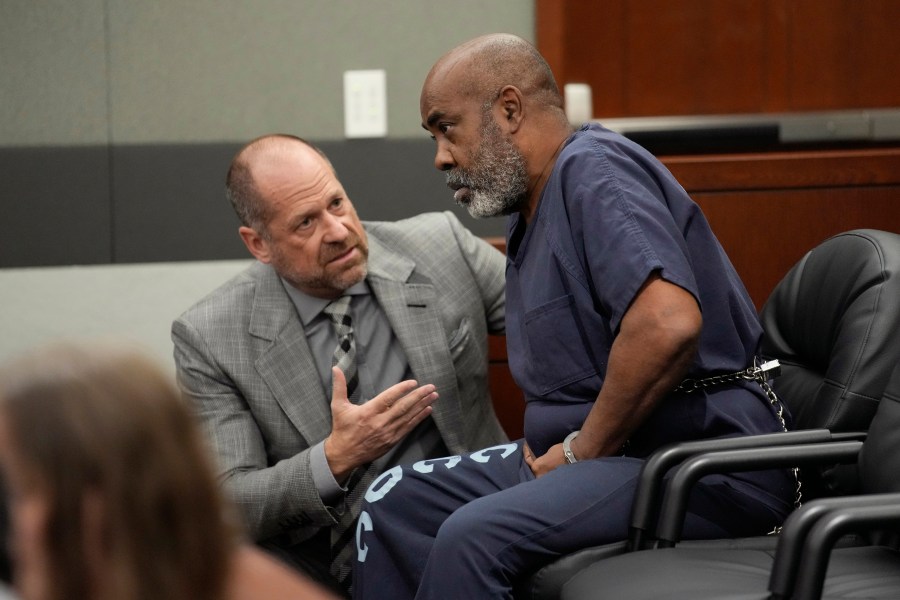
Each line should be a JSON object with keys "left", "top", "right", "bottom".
{"left": 356, "top": 510, "right": 373, "bottom": 562}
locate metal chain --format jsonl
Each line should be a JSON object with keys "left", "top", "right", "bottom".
{"left": 676, "top": 363, "right": 770, "bottom": 394}
{"left": 676, "top": 359, "right": 802, "bottom": 534}
{"left": 755, "top": 375, "right": 803, "bottom": 535}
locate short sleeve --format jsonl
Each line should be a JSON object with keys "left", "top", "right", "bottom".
{"left": 560, "top": 136, "right": 700, "bottom": 332}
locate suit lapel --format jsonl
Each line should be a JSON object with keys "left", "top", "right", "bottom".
{"left": 249, "top": 264, "right": 332, "bottom": 446}
{"left": 366, "top": 236, "right": 465, "bottom": 452}
{"left": 244, "top": 235, "right": 467, "bottom": 451}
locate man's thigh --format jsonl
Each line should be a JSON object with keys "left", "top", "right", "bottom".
{"left": 439, "top": 456, "right": 645, "bottom": 559}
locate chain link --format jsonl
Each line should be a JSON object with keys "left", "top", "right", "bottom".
{"left": 676, "top": 359, "right": 802, "bottom": 534}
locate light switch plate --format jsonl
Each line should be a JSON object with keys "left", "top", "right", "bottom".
{"left": 344, "top": 70, "right": 387, "bottom": 138}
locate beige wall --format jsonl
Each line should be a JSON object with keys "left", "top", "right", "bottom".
{"left": 0, "top": 260, "right": 253, "bottom": 373}
{"left": 0, "top": 0, "right": 534, "bottom": 146}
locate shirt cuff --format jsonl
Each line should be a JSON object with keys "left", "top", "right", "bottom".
{"left": 310, "top": 440, "right": 347, "bottom": 505}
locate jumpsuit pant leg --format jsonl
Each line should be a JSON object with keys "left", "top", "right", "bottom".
{"left": 354, "top": 440, "right": 789, "bottom": 600}
{"left": 352, "top": 441, "right": 526, "bottom": 599}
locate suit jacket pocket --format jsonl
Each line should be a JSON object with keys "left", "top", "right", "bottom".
{"left": 447, "top": 317, "right": 472, "bottom": 361}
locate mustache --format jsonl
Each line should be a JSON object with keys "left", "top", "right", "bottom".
{"left": 320, "top": 235, "right": 363, "bottom": 263}
{"left": 446, "top": 169, "right": 473, "bottom": 189}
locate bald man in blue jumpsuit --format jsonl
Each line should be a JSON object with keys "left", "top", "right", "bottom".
{"left": 352, "top": 34, "right": 795, "bottom": 600}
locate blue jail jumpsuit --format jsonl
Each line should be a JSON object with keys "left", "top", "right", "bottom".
{"left": 352, "top": 124, "right": 795, "bottom": 600}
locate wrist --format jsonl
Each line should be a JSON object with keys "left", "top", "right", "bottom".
{"left": 563, "top": 430, "right": 580, "bottom": 464}
{"left": 323, "top": 436, "right": 353, "bottom": 483}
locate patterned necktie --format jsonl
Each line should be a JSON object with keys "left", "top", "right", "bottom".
{"left": 330, "top": 467, "right": 372, "bottom": 593}
{"left": 323, "top": 295, "right": 369, "bottom": 592}
{"left": 323, "top": 295, "right": 360, "bottom": 404}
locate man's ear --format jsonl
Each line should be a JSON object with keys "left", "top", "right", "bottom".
{"left": 239, "top": 226, "right": 272, "bottom": 264}
{"left": 498, "top": 85, "right": 524, "bottom": 133}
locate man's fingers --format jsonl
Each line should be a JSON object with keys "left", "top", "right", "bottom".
{"left": 395, "top": 401, "right": 434, "bottom": 434}
{"left": 330, "top": 367, "right": 349, "bottom": 408}
{"left": 388, "top": 387, "right": 438, "bottom": 418}
{"left": 375, "top": 381, "right": 436, "bottom": 412}
{"left": 376, "top": 378, "right": 420, "bottom": 406}
{"left": 375, "top": 384, "right": 438, "bottom": 440}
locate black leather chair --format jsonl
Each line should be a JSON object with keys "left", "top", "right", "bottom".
{"left": 759, "top": 228, "right": 900, "bottom": 499}
{"left": 515, "top": 229, "right": 900, "bottom": 599}
{"left": 561, "top": 361, "right": 900, "bottom": 600}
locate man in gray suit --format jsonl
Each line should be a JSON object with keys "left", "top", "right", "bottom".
{"left": 172, "top": 134, "right": 507, "bottom": 596}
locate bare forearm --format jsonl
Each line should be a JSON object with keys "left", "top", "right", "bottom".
{"left": 525, "top": 274, "right": 701, "bottom": 476}
{"left": 573, "top": 275, "right": 701, "bottom": 460}
{"left": 574, "top": 316, "right": 697, "bottom": 458}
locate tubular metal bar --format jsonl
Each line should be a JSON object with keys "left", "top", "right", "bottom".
{"left": 625, "top": 429, "right": 836, "bottom": 551}
{"left": 654, "top": 441, "right": 864, "bottom": 546}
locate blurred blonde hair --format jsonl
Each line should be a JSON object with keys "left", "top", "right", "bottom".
{"left": 0, "top": 340, "right": 238, "bottom": 600}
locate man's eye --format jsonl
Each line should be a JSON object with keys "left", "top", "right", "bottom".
{"left": 331, "top": 198, "right": 343, "bottom": 209}
{"left": 296, "top": 218, "right": 312, "bottom": 230}
{"left": 439, "top": 123, "right": 451, "bottom": 134}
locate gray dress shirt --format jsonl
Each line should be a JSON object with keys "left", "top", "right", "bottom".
{"left": 282, "top": 278, "right": 447, "bottom": 504}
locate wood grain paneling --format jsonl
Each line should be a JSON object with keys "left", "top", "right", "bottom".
{"left": 694, "top": 187, "right": 900, "bottom": 308}
{"left": 662, "top": 147, "right": 900, "bottom": 308}
{"left": 536, "top": 0, "right": 900, "bottom": 117}
{"left": 663, "top": 148, "right": 900, "bottom": 191}
{"left": 787, "top": 0, "right": 900, "bottom": 110}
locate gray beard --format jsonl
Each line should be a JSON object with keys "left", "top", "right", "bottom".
{"left": 446, "top": 119, "right": 528, "bottom": 218}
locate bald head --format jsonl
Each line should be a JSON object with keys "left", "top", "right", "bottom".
{"left": 421, "top": 34, "right": 573, "bottom": 222}
{"left": 423, "top": 33, "right": 563, "bottom": 113}
{"left": 225, "top": 134, "right": 333, "bottom": 235}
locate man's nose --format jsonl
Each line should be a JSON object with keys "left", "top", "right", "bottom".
{"left": 321, "top": 212, "right": 350, "bottom": 241}
{"left": 434, "top": 141, "right": 455, "bottom": 172}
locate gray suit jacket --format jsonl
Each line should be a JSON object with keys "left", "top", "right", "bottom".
{"left": 172, "top": 211, "right": 508, "bottom": 544}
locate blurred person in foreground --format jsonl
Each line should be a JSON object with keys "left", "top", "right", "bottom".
{"left": 0, "top": 341, "right": 340, "bottom": 600}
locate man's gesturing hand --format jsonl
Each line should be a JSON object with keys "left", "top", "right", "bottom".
{"left": 324, "top": 367, "right": 438, "bottom": 482}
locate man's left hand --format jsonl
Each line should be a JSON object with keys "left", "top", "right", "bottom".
{"left": 523, "top": 442, "right": 567, "bottom": 478}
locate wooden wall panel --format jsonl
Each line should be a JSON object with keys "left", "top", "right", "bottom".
{"left": 787, "top": 0, "right": 900, "bottom": 110}
{"left": 693, "top": 186, "right": 900, "bottom": 309}
{"left": 536, "top": 0, "right": 900, "bottom": 117}
{"left": 624, "top": 0, "right": 770, "bottom": 115}
{"left": 663, "top": 148, "right": 900, "bottom": 191}
{"left": 663, "top": 147, "right": 900, "bottom": 308}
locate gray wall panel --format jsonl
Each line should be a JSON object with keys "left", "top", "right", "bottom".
{"left": 111, "top": 139, "right": 504, "bottom": 264}
{"left": 106, "top": 0, "right": 533, "bottom": 143}
{"left": 110, "top": 142, "right": 247, "bottom": 262}
{"left": 0, "top": 0, "right": 108, "bottom": 146}
{"left": 0, "top": 146, "right": 111, "bottom": 267}
{"left": 2, "top": 1, "right": 528, "bottom": 267}
{"left": 0, "top": 139, "right": 504, "bottom": 268}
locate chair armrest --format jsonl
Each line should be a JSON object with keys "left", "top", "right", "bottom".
{"left": 785, "top": 495, "right": 900, "bottom": 600}
{"left": 768, "top": 493, "right": 900, "bottom": 600}
{"left": 829, "top": 431, "right": 869, "bottom": 442}
{"left": 654, "top": 440, "right": 864, "bottom": 546}
{"left": 627, "top": 429, "right": 837, "bottom": 550}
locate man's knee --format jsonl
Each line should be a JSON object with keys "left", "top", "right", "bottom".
{"left": 433, "top": 498, "right": 499, "bottom": 555}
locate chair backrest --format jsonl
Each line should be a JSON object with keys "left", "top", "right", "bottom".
{"left": 759, "top": 229, "right": 900, "bottom": 498}
{"left": 760, "top": 229, "right": 900, "bottom": 433}
{"left": 859, "top": 363, "right": 900, "bottom": 495}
